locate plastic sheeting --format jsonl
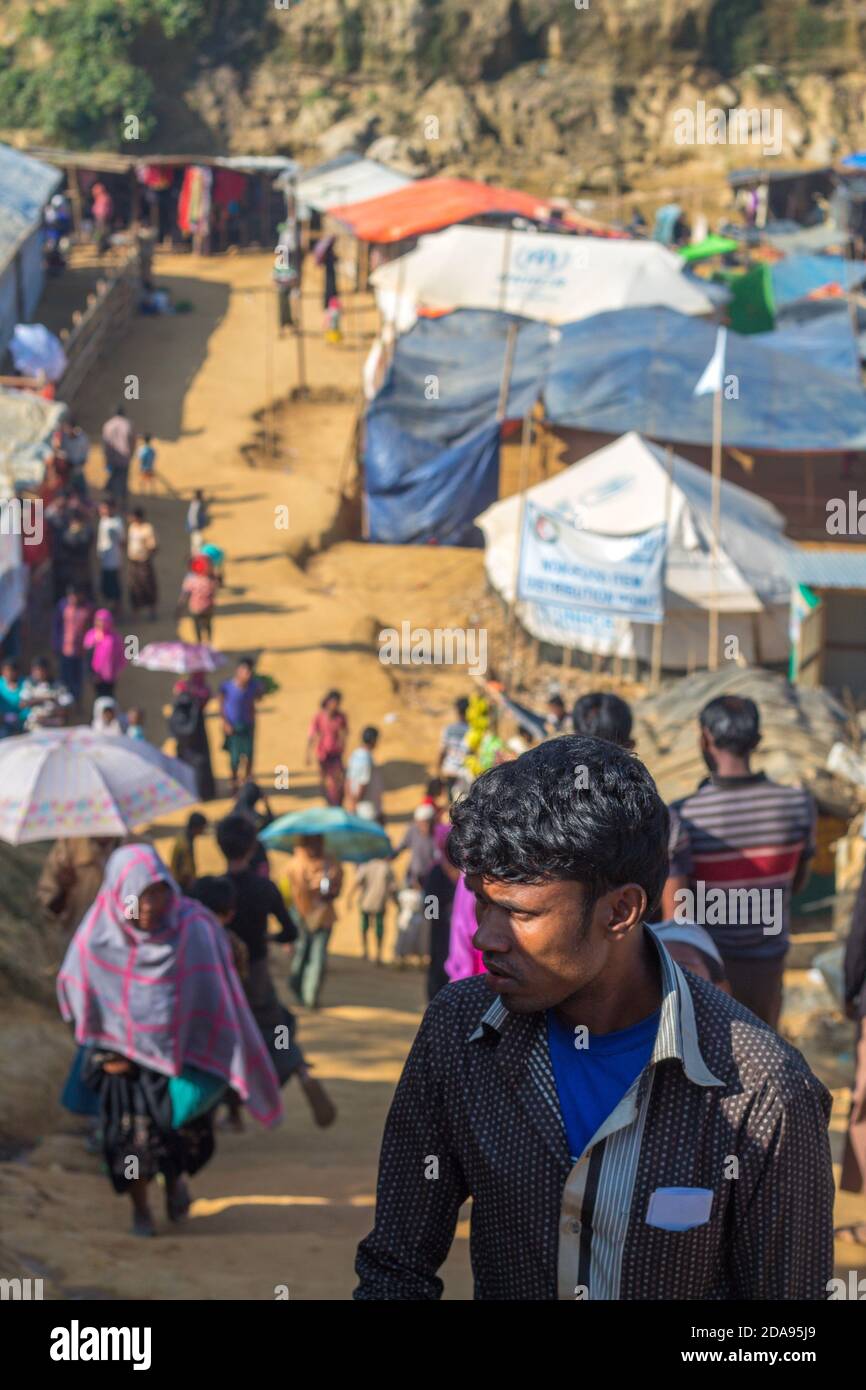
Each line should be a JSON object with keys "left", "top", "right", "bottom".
{"left": 364, "top": 303, "right": 866, "bottom": 544}
{"left": 0, "top": 529, "right": 27, "bottom": 642}
{"left": 330, "top": 177, "right": 552, "bottom": 244}
{"left": 544, "top": 307, "right": 866, "bottom": 450}
{"left": 768, "top": 300, "right": 862, "bottom": 379}
{"left": 475, "top": 432, "right": 796, "bottom": 665}
{"left": 364, "top": 311, "right": 555, "bottom": 544}
{"left": 769, "top": 253, "right": 866, "bottom": 307}
{"left": 370, "top": 226, "right": 714, "bottom": 326}
{"left": 0, "top": 385, "right": 64, "bottom": 487}
{"left": 0, "top": 142, "right": 62, "bottom": 359}
{"left": 296, "top": 155, "right": 410, "bottom": 214}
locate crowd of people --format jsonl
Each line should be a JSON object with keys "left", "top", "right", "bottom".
{"left": 33, "top": 625, "right": 866, "bottom": 1288}
{"left": 15, "top": 415, "right": 864, "bottom": 1279}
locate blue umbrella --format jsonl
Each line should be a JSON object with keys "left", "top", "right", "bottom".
{"left": 261, "top": 806, "right": 391, "bottom": 863}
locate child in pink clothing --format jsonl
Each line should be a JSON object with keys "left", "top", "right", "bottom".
{"left": 83, "top": 608, "right": 127, "bottom": 697}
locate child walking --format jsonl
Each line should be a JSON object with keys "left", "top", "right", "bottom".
{"left": 351, "top": 853, "right": 397, "bottom": 965}
{"left": 137, "top": 433, "right": 157, "bottom": 494}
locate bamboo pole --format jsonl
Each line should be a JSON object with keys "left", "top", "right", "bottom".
{"left": 496, "top": 322, "right": 519, "bottom": 424}
{"left": 293, "top": 280, "right": 308, "bottom": 396}
{"left": 708, "top": 383, "right": 723, "bottom": 670}
{"left": 506, "top": 408, "right": 533, "bottom": 683}
{"left": 264, "top": 284, "right": 274, "bottom": 460}
{"left": 650, "top": 443, "right": 675, "bottom": 690}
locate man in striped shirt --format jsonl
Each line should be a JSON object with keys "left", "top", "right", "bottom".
{"left": 671, "top": 695, "right": 816, "bottom": 1029}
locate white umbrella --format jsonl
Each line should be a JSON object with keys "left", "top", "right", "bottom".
{"left": 133, "top": 640, "right": 225, "bottom": 674}
{"left": 10, "top": 323, "right": 68, "bottom": 383}
{"left": 0, "top": 727, "right": 195, "bottom": 845}
{"left": 370, "top": 225, "right": 714, "bottom": 328}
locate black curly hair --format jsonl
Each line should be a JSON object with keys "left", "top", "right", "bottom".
{"left": 447, "top": 735, "right": 669, "bottom": 915}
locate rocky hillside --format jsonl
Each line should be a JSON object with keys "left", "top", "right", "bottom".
{"left": 2, "top": 1, "right": 866, "bottom": 195}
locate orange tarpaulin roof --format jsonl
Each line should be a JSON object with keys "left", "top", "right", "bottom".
{"left": 327, "top": 177, "right": 554, "bottom": 244}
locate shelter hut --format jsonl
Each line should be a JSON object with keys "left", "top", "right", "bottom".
{"left": 295, "top": 153, "right": 413, "bottom": 291}
{"left": 0, "top": 144, "right": 62, "bottom": 363}
{"left": 476, "top": 432, "right": 797, "bottom": 672}
{"left": 22, "top": 149, "right": 299, "bottom": 253}
{"left": 728, "top": 165, "right": 835, "bottom": 228}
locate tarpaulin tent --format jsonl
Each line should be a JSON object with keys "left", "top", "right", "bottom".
{"left": 0, "top": 525, "right": 27, "bottom": 643}
{"left": 329, "top": 177, "right": 552, "bottom": 244}
{"left": 769, "top": 299, "right": 863, "bottom": 379}
{"left": 295, "top": 154, "right": 411, "bottom": 215}
{"left": 0, "top": 385, "right": 64, "bottom": 487}
{"left": 778, "top": 296, "right": 866, "bottom": 369}
{"left": 363, "top": 304, "right": 866, "bottom": 544}
{"left": 543, "top": 307, "right": 866, "bottom": 450}
{"left": 762, "top": 222, "right": 845, "bottom": 255}
{"left": 370, "top": 225, "right": 714, "bottom": 326}
{"left": 0, "top": 143, "right": 62, "bottom": 361}
{"left": 475, "top": 432, "right": 796, "bottom": 666}
{"left": 364, "top": 311, "right": 554, "bottom": 544}
{"left": 769, "top": 253, "right": 866, "bottom": 308}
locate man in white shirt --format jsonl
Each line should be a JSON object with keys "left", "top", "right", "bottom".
{"left": 96, "top": 498, "right": 126, "bottom": 613}
{"left": 346, "top": 726, "right": 385, "bottom": 821}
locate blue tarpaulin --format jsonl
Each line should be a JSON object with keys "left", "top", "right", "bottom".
{"left": 544, "top": 307, "right": 866, "bottom": 450}
{"left": 365, "top": 304, "right": 866, "bottom": 543}
{"left": 769, "top": 253, "right": 866, "bottom": 307}
{"left": 771, "top": 299, "right": 864, "bottom": 379}
{"left": 0, "top": 143, "right": 62, "bottom": 359}
{"left": 364, "top": 311, "right": 554, "bottom": 543}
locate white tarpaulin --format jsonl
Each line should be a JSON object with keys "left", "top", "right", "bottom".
{"left": 476, "top": 432, "right": 797, "bottom": 667}
{"left": 297, "top": 157, "right": 411, "bottom": 215}
{"left": 0, "top": 527, "right": 27, "bottom": 642}
{"left": 0, "top": 385, "right": 64, "bottom": 487}
{"left": 518, "top": 503, "right": 667, "bottom": 623}
{"left": 370, "top": 225, "right": 714, "bottom": 327}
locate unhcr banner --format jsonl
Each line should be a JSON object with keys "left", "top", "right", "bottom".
{"left": 517, "top": 502, "right": 667, "bottom": 623}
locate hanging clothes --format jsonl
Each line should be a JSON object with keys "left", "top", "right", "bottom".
{"left": 178, "top": 166, "right": 213, "bottom": 235}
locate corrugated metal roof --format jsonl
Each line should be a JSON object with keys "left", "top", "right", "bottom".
{"left": 791, "top": 546, "right": 866, "bottom": 589}
{"left": 0, "top": 143, "right": 62, "bottom": 278}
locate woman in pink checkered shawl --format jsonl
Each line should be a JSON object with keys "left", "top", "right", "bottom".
{"left": 57, "top": 843, "right": 281, "bottom": 1236}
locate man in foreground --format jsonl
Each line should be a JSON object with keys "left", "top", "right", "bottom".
{"left": 354, "top": 736, "right": 833, "bottom": 1301}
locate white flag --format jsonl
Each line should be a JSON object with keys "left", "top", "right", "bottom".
{"left": 693, "top": 326, "right": 727, "bottom": 397}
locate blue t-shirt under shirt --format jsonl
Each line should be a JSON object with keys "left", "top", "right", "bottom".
{"left": 546, "top": 1007, "right": 661, "bottom": 1162}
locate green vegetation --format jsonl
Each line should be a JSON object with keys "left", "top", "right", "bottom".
{"left": 706, "top": 0, "right": 768, "bottom": 77}
{"left": 335, "top": 5, "right": 364, "bottom": 76}
{"left": 0, "top": 0, "right": 273, "bottom": 148}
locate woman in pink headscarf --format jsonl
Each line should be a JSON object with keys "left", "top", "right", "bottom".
{"left": 83, "top": 608, "right": 127, "bottom": 698}
{"left": 57, "top": 844, "right": 281, "bottom": 1236}
{"left": 445, "top": 874, "right": 485, "bottom": 983}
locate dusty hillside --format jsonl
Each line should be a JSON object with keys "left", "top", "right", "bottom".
{"left": 0, "top": 842, "right": 73, "bottom": 1149}
{"left": 1, "top": 2, "right": 865, "bottom": 195}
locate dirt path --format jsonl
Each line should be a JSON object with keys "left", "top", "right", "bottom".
{"left": 1, "top": 250, "right": 864, "bottom": 1298}
{"left": 0, "top": 252, "right": 473, "bottom": 1298}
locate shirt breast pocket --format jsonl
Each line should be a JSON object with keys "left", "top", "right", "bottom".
{"left": 645, "top": 1185, "right": 715, "bottom": 1232}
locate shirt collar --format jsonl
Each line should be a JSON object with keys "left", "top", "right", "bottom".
{"left": 468, "top": 925, "right": 723, "bottom": 1090}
